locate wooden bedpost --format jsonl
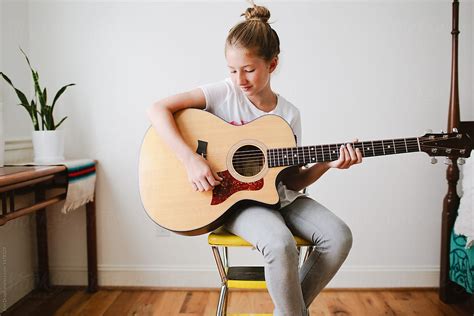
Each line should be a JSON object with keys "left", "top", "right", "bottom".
{"left": 439, "top": 0, "right": 466, "bottom": 303}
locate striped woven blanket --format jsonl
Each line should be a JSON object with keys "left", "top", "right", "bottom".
{"left": 61, "top": 159, "right": 96, "bottom": 213}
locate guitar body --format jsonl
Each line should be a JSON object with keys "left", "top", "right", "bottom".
{"left": 139, "top": 108, "right": 295, "bottom": 235}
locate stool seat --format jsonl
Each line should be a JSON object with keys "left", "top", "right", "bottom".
{"left": 208, "top": 227, "right": 313, "bottom": 247}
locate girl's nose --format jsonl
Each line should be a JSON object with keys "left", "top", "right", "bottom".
{"left": 238, "top": 72, "right": 247, "bottom": 85}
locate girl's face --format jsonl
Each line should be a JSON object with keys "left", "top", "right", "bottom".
{"left": 225, "top": 45, "right": 277, "bottom": 97}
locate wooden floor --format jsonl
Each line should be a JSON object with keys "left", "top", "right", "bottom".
{"left": 3, "top": 287, "right": 473, "bottom": 316}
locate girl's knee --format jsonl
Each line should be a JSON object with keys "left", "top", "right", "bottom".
{"left": 334, "top": 223, "right": 353, "bottom": 257}
{"left": 341, "top": 224, "right": 353, "bottom": 251}
{"left": 261, "top": 235, "right": 298, "bottom": 263}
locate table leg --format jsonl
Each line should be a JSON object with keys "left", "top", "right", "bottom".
{"left": 86, "top": 199, "right": 98, "bottom": 292}
{"left": 35, "top": 188, "right": 50, "bottom": 291}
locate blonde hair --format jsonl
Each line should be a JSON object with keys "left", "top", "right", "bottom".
{"left": 225, "top": 1, "right": 280, "bottom": 62}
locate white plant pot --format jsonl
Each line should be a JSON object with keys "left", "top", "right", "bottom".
{"left": 32, "top": 130, "right": 65, "bottom": 164}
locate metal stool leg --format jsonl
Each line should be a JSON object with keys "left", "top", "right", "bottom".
{"left": 217, "top": 284, "right": 228, "bottom": 316}
{"left": 212, "top": 246, "right": 229, "bottom": 316}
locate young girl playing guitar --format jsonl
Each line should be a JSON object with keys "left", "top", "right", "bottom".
{"left": 147, "top": 2, "right": 362, "bottom": 315}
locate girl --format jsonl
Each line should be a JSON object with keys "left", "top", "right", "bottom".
{"left": 147, "top": 2, "right": 362, "bottom": 315}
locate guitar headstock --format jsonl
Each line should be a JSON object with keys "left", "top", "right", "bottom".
{"left": 419, "top": 132, "right": 472, "bottom": 158}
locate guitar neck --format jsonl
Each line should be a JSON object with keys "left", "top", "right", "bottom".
{"left": 267, "top": 137, "right": 420, "bottom": 168}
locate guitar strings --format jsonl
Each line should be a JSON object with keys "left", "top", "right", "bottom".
{"left": 231, "top": 143, "right": 421, "bottom": 161}
{"left": 229, "top": 136, "right": 461, "bottom": 167}
{"left": 230, "top": 135, "right": 459, "bottom": 157}
{"left": 229, "top": 135, "right": 459, "bottom": 161}
{"left": 232, "top": 147, "right": 422, "bottom": 163}
{"left": 231, "top": 143, "right": 421, "bottom": 159}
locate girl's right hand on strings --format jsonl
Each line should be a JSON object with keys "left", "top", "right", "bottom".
{"left": 183, "top": 153, "right": 223, "bottom": 192}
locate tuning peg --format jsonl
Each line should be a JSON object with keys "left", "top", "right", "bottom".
{"left": 444, "top": 158, "right": 452, "bottom": 165}
{"left": 440, "top": 130, "right": 445, "bottom": 134}
{"left": 431, "top": 157, "right": 438, "bottom": 164}
{"left": 425, "top": 129, "right": 433, "bottom": 133}
{"left": 452, "top": 128, "right": 458, "bottom": 133}
{"left": 458, "top": 158, "right": 466, "bottom": 165}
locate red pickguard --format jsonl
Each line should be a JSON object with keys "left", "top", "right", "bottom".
{"left": 211, "top": 170, "right": 264, "bottom": 205}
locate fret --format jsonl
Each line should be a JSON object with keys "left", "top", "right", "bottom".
{"left": 406, "top": 138, "right": 419, "bottom": 153}
{"left": 326, "top": 144, "right": 332, "bottom": 161}
{"left": 311, "top": 146, "right": 317, "bottom": 163}
{"left": 392, "top": 139, "right": 396, "bottom": 154}
{"left": 305, "top": 146, "right": 311, "bottom": 164}
{"left": 296, "top": 147, "right": 300, "bottom": 165}
{"left": 289, "top": 148, "right": 293, "bottom": 165}
{"left": 394, "top": 139, "right": 407, "bottom": 154}
{"left": 278, "top": 148, "right": 282, "bottom": 167}
{"left": 360, "top": 142, "right": 366, "bottom": 157}
{"left": 362, "top": 141, "right": 374, "bottom": 157}
{"left": 373, "top": 141, "right": 384, "bottom": 156}
{"left": 330, "top": 144, "right": 338, "bottom": 161}
{"left": 275, "top": 149, "right": 281, "bottom": 166}
{"left": 268, "top": 149, "right": 272, "bottom": 167}
{"left": 354, "top": 142, "right": 363, "bottom": 156}
{"left": 382, "top": 140, "right": 395, "bottom": 155}
{"left": 404, "top": 138, "right": 408, "bottom": 152}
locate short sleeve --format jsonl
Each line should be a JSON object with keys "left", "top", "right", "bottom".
{"left": 292, "top": 109, "right": 302, "bottom": 146}
{"left": 198, "top": 80, "right": 230, "bottom": 112}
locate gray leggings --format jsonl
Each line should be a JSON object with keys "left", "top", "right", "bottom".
{"left": 224, "top": 196, "right": 353, "bottom": 316}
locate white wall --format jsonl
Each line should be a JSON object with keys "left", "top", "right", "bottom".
{"left": 0, "top": 0, "right": 473, "bottom": 309}
{"left": 0, "top": 1, "right": 38, "bottom": 312}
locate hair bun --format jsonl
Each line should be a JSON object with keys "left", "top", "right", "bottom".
{"left": 241, "top": 3, "right": 271, "bottom": 23}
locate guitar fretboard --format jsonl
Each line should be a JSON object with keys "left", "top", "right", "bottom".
{"left": 267, "top": 138, "right": 420, "bottom": 168}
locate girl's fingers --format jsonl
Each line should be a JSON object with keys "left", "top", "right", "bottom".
{"left": 195, "top": 181, "right": 205, "bottom": 192}
{"left": 212, "top": 170, "right": 223, "bottom": 183}
{"left": 356, "top": 148, "right": 363, "bottom": 163}
{"left": 346, "top": 143, "right": 357, "bottom": 162}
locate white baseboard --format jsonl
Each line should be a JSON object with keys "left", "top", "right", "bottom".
{"left": 49, "top": 264, "right": 440, "bottom": 289}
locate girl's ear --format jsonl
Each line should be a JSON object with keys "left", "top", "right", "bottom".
{"left": 269, "top": 56, "right": 279, "bottom": 73}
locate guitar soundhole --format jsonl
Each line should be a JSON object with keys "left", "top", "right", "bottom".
{"left": 232, "top": 145, "right": 265, "bottom": 177}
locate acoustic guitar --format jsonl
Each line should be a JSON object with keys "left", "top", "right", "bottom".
{"left": 139, "top": 108, "right": 472, "bottom": 236}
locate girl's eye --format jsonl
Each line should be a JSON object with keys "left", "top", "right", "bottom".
{"left": 245, "top": 69, "right": 255, "bottom": 73}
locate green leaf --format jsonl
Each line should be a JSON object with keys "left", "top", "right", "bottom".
{"left": 55, "top": 116, "right": 68, "bottom": 130}
{"left": 0, "top": 72, "right": 29, "bottom": 107}
{"left": 52, "top": 83, "right": 75, "bottom": 111}
{"left": 19, "top": 48, "right": 46, "bottom": 109}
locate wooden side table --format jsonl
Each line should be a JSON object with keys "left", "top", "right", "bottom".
{"left": 0, "top": 166, "right": 98, "bottom": 293}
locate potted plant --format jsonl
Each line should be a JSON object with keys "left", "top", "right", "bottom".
{"left": 0, "top": 48, "right": 75, "bottom": 163}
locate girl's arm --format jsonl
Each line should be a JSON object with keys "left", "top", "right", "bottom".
{"left": 282, "top": 143, "right": 362, "bottom": 192}
{"left": 146, "top": 89, "right": 223, "bottom": 192}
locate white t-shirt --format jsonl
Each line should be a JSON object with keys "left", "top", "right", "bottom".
{"left": 198, "top": 78, "right": 305, "bottom": 208}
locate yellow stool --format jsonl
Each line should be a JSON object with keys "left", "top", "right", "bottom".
{"left": 208, "top": 227, "right": 314, "bottom": 316}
